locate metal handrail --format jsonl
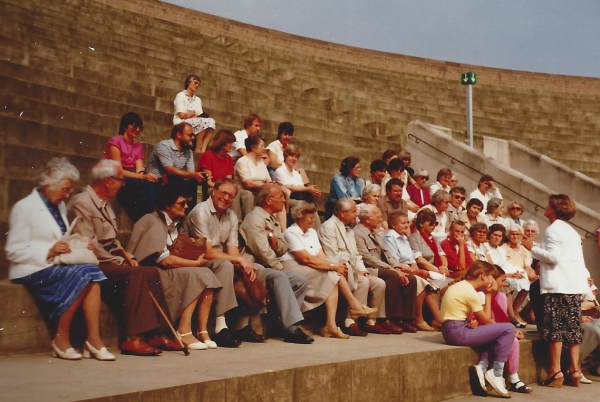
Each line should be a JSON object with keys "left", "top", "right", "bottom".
{"left": 407, "top": 133, "right": 597, "bottom": 238}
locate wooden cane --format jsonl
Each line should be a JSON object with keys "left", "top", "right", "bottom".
{"left": 119, "top": 249, "right": 190, "bottom": 356}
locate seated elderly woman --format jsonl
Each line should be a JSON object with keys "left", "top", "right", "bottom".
{"left": 466, "top": 222, "right": 489, "bottom": 262}
{"left": 356, "top": 184, "right": 383, "bottom": 229}
{"left": 506, "top": 201, "right": 525, "bottom": 227}
{"left": 406, "top": 169, "right": 431, "bottom": 208}
{"left": 417, "top": 190, "right": 451, "bottom": 244}
{"left": 464, "top": 198, "right": 484, "bottom": 237}
{"left": 173, "top": 74, "right": 216, "bottom": 154}
{"left": 326, "top": 156, "right": 365, "bottom": 219}
{"left": 486, "top": 224, "right": 529, "bottom": 327}
{"left": 104, "top": 112, "right": 158, "bottom": 222}
{"left": 197, "top": 129, "right": 235, "bottom": 190}
{"left": 280, "top": 201, "right": 376, "bottom": 338}
{"left": 502, "top": 225, "right": 537, "bottom": 323}
{"left": 5, "top": 158, "right": 113, "bottom": 361}
{"left": 274, "top": 144, "right": 322, "bottom": 228}
{"left": 483, "top": 197, "right": 509, "bottom": 229}
{"left": 408, "top": 209, "right": 452, "bottom": 289}
{"left": 127, "top": 183, "right": 223, "bottom": 350}
{"left": 233, "top": 133, "right": 286, "bottom": 227}
{"left": 523, "top": 219, "right": 541, "bottom": 246}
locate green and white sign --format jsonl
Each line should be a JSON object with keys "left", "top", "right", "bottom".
{"left": 461, "top": 72, "right": 477, "bottom": 85}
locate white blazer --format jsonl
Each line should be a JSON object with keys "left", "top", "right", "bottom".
{"left": 5, "top": 189, "right": 68, "bottom": 279}
{"left": 530, "top": 219, "right": 589, "bottom": 294}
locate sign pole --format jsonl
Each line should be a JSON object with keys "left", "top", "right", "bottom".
{"left": 461, "top": 72, "right": 477, "bottom": 148}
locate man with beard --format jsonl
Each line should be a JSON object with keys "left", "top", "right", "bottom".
{"left": 146, "top": 122, "right": 206, "bottom": 208}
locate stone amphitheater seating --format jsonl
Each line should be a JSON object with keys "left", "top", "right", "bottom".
{"left": 1, "top": 0, "right": 600, "bottom": 400}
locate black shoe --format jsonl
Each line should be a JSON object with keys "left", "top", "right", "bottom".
{"left": 283, "top": 328, "right": 314, "bottom": 344}
{"left": 237, "top": 326, "right": 266, "bottom": 343}
{"left": 213, "top": 328, "right": 242, "bottom": 348}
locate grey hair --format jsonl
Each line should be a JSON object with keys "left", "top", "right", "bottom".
{"left": 486, "top": 197, "right": 503, "bottom": 214}
{"left": 333, "top": 198, "right": 355, "bottom": 216}
{"left": 358, "top": 204, "right": 379, "bottom": 222}
{"left": 361, "top": 184, "right": 381, "bottom": 201}
{"left": 507, "top": 225, "right": 523, "bottom": 234}
{"left": 431, "top": 189, "right": 450, "bottom": 205}
{"left": 509, "top": 200, "right": 524, "bottom": 210}
{"left": 39, "top": 157, "right": 80, "bottom": 189}
{"left": 291, "top": 200, "right": 317, "bottom": 221}
{"left": 90, "top": 159, "right": 121, "bottom": 184}
{"left": 414, "top": 168, "right": 429, "bottom": 178}
{"left": 523, "top": 219, "right": 540, "bottom": 234}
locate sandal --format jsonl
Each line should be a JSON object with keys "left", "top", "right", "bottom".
{"left": 540, "top": 371, "right": 563, "bottom": 388}
{"left": 508, "top": 381, "right": 532, "bottom": 393}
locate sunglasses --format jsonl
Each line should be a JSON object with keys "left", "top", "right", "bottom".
{"left": 428, "top": 221, "right": 439, "bottom": 227}
{"left": 509, "top": 207, "right": 522, "bottom": 211}
{"left": 453, "top": 195, "right": 466, "bottom": 201}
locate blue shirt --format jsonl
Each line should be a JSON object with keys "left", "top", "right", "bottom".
{"left": 329, "top": 173, "right": 365, "bottom": 203}
{"left": 382, "top": 229, "right": 415, "bottom": 265}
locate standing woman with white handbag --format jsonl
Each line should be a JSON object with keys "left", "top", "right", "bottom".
{"left": 5, "top": 157, "right": 114, "bottom": 361}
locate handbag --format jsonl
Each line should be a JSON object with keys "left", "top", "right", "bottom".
{"left": 52, "top": 217, "right": 99, "bottom": 265}
{"left": 169, "top": 234, "right": 206, "bottom": 260}
{"left": 233, "top": 269, "right": 269, "bottom": 312}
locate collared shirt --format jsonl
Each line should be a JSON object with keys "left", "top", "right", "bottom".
{"left": 382, "top": 229, "right": 416, "bottom": 266}
{"left": 229, "top": 129, "right": 248, "bottom": 159}
{"left": 378, "top": 196, "right": 407, "bottom": 223}
{"left": 329, "top": 173, "right": 365, "bottom": 203}
{"left": 156, "top": 211, "right": 179, "bottom": 263}
{"left": 146, "top": 139, "right": 195, "bottom": 178}
{"left": 234, "top": 154, "right": 271, "bottom": 187}
{"left": 280, "top": 223, "right": 321, "bottom": 262}
{"left": 186, "top": 197, "right": 238, "bottom": 253}
{"left": 239, "top": 206, "right": 287, "bottom": 270}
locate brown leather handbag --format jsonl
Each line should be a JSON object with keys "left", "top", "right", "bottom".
{"left": 233, "top": 270, "right": 269, "bottom": 312}
{"left": 169, "top": 234, "right": 206, "bottom": 260}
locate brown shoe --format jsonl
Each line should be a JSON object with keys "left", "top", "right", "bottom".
{"left": 379, "top": 320, "right": 404, "bottom": 334}
{"left": 341, "top": 323, "right": 368, "bottom": 337}
{"left": 398, "top": 321, "right": 419, "bottom": 333}
{"left": 121, "top": 336, "right": 162, "bottom": 356}
{"left": 362, "top": 321, "right": 392, "bottom": 334}
{"left": 147, "top": 333, "right": 183, "bottom": 351}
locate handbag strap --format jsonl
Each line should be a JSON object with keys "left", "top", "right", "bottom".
{"left": 63, "top": 216, "right": 80, "bottom": 237}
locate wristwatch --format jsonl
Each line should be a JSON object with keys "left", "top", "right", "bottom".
{"left": 268, "top": 232, "right": 274, "bottom": 239}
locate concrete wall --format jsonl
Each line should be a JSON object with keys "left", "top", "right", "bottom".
{"left": 406, "top": 120, "right": 600, "bottom": 284}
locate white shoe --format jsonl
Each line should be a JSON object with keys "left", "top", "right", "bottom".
{"left": 485, "top": 369, "right": 510, "bottom": 398}
{"left": 83, "top": 341, "right": 116, "bottom": 361}
{"left": 178, "top": 332, "right": 208, "bottom": 350}
{"left": 198, "top": 331, "right": 218, "bottom": 349}
{"left": 51, "top": 341, "right": 82, "bottom": 360}
{"left": 581, "top": 374, "right": 592, "bottom": 384}
{"left": 469, "top": 365, "right": 487, "bottom": 396}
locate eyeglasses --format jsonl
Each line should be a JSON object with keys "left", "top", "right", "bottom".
{"left": 110, "top": 176, "right": 125, "bottom": 182}
{"left": 509, "top": 207, "right": 522, "bottom": 211}
{"left": 175, "top": 200, "right": 188, "bottom": 207}
{"left": 453, "top": 195, "right": 466, "bottom": 201}
{"left": 428, "top": 221, "right": 439, "bottom": 227}
{"left": 58, "top": 186, "right": 74, "bottom": 195}
{"left": 128, "top": 124, "right": 143, "bottom": 132}
{"left": 215, "top": 189, "right": 235, "bottom": 200}
{"left": 417, "top": 176, "right": 429, "bottom": 180}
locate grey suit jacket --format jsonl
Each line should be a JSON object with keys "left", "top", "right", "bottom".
{"left": 353, "top": 223, "right": 395, "bottom": 275}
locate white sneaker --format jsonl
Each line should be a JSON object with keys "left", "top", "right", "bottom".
{"left": 485, "top": 369, "right": 510, "bottom": 398}
{"left": 469, "top": 365, "right": 487, "bottom": 396}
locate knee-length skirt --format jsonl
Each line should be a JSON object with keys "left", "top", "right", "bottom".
{"left": 281, "top": 259, "right": 339, "bottom": 312}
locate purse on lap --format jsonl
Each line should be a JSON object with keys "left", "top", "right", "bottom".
{"left": 52, "top": 217, "right": 99, "bottom": 265}
{"left": 169, "top": 234, "right": 206, "bottom": 260}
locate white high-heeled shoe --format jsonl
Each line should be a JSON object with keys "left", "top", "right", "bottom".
{"left": 51, "top": 341, "right": 82, "bottom": 360}
{"left": 198, "top": 331, "right": 218, "bottom": 349}
{"left": 83, "top": 341, "right": 116, "bottom": 361}
{"left": 177, "top": 332, "right": 207, "bottom": 350}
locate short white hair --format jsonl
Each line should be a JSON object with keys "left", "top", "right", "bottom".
{"left": 90, "top": 159, "right": 121, "bottom": 183}
{"left": 39, "top": 157, "right": 80, "bottom": 189}
{"left": 358, "top": 204, "right": 379, "bottom": 222}
{"left": 361, "top": 184, "right": 381, "bottom": 201}
{"left": 523, "top": 219, "right": 540, "bottom": 234}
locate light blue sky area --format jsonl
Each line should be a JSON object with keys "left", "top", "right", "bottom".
{"left": 166, "top": 0, "right": 600, "bottom": 78}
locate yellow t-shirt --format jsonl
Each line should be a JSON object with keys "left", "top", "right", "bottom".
{"left": 440, "top": 280, "right": 482, "bottom": 322}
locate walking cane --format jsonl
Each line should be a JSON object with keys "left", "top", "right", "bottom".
{"left": 120, "top": 249, "right": 190, "bottom": 356}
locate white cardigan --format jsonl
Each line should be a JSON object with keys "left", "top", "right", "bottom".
{"left": 5, "top": 189, "right": 68, "bottom": 279}
{"left": 530, "top": 219, "right": 589, "bottom": 295}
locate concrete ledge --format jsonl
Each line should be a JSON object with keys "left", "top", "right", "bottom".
{"left": 0, "top": 328, "right": 544, "bottom": 402}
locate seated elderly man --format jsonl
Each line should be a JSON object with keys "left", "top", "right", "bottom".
{"left": 382, "top": 211, "right": 443, "bottom": 331}
{"left": 318, "top": 198, "right": 386, "bottom": 336}
{"left": 445, "top": 186, "right": 467, "bottom": 231}
{"left": 67, "top": 160, "right": 182, "bottom": 356}
{"left": 353, "top": 205, "right": 420, "bottom": 334}
{"left": 379, "top": 178, "right": 408, "bottom": 230}
{"left": 239, "top": 183, "right": 313, "bottom": 344}
{"left": 145, "top": 122, "right": 206, "bottom": 208}
{"left": 186, "top": 178, "right": 267, "bottom": 347}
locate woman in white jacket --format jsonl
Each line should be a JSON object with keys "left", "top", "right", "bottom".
{"left": 522, "top": 194, "right": 589, "bottom": 387}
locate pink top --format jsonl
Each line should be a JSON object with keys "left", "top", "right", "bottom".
{"left": 104, "top": 135, "right": 144, "bottom": 169}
